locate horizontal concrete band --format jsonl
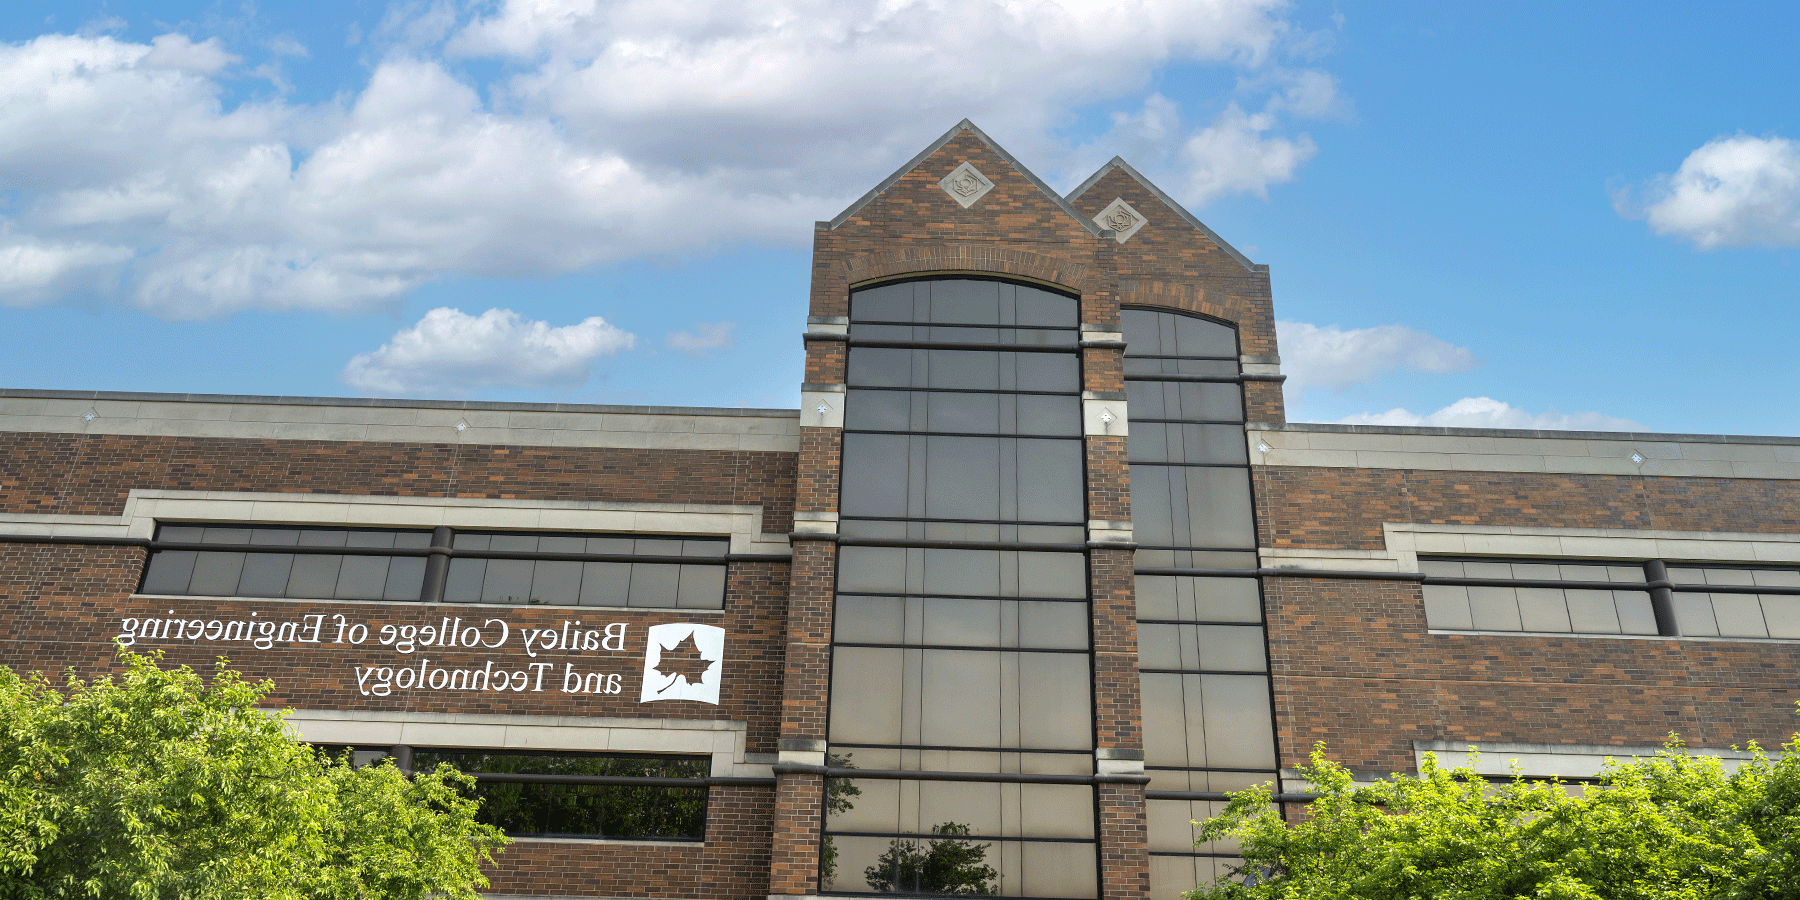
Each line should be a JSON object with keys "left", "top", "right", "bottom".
{"left": 0, "top": 489, "right": 792, "bottom": 557}
{"left": 0, "top": 389, "right": 800, "bottom": 452}
{"left": 1261, "top": 523, "right": 1800, "bottom": 574}
{"left": 1249, "top": 422, "right": 1800, "bottom": 480}
{"left": 1412, "top": 740, "right": 1780, "bottom": 779}
{"left": 284, "top": 708, "right": 771, "bottom": 779}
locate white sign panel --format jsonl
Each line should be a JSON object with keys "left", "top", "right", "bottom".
{"left": 639, "top": 622, "right": 725, "bottom": 705}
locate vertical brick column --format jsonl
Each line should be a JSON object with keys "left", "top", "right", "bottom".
{"left": 1091, "top": 544, "right": 1149, "bottom": 900}
{"left": 771, "top": 306, "right": 847, "bottom": 894}
{"left": 1083, "top": 289, "right": 1149, "bottom": 899}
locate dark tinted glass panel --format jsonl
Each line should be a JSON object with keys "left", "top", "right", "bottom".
{"left": 837, "top": 547, "right": 1087, "bottom": 599}
{"left": 834, "top": 595, "right": 1088, "bottom": 649}
{"left": 822, "top": 834, "right": 1097, "bottom": 898}
{"left": 846, "top": 390, "right": 1081, "bottom": 437}
{"left": 1134, "top": 576, "right": 1262, "bottom": 623}
{"left": 1126, "top": 380, "right": 1243, "bottom": 423}
{"left": 143, "top": 525, "right": 725, "bottom": 608}
{"left": 826, "top": 778, "right": 1093, "bottom": 839}
{"left": 1138, "top": 624, "right": 1267, "bottom": 672}
{"left": 846, "top": 348, "right": 1079, "bottom": 392}
{"left": 1122, "top": 308, "right": 1238, "bottom": 358}
{"left": 852, "top": 278, "right": 1077, "bottom": 328}
{"left": 1129, "top": 422, "right": 1249, "bottom": 465}
{"left": 840, "top": 434, "right": 1083, "bottom": 522}
{"left": 1141, "top": 673, "right": 1276, "bottom": 769}
{"left": 828, "top": 647, "right": 1092, "bottom": 751}
{"left": 1130, "top": 465, "right": 1256, "bottom": 549}
{"left": 410, "top": 750, "right": 706, "bottom": 839}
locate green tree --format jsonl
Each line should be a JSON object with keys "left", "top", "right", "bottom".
{"left": 864, "top": 822, "right": 998, "bottom": 895}
{"left": 0, "top": 649, "right": 509, "bottom": 900}
{"left": 1190, "top": 729, "right": 1800, "bottom": 900}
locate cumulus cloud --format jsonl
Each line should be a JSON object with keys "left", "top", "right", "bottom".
{"left": 1337, "top": 397, "right": 1643, "bottom": 432}
{"left": 0, "top": 2, "right": 1338, "bottom": 317}
{"left": 340, "top": 307, "right": 636, "bottom": 395}
{"left": 666, "top": 321, "right": 736, "bottom": 357}
{"left": 1277, "top": 320, "right": 1479, "bottom": 394}
{"left": 1619, "top": 133, "right": 1800, "bottom": 249}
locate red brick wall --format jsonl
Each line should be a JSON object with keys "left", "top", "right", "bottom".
{"left": 0, "top": 428, "right": 799, "bottom": 899}
{"left": 1265, "top": 574, "right": 1800, "bottom": 775}
{"left": 0, "top": 432, "right": 797, "bottom": 534}
{"left": 1255, "top": 466, "right": 1800, "bottom": 551}
{"left": 485, "top": 785, "right": 772, "bottom": 899}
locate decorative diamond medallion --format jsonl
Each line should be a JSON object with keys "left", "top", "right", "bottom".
{"left": 938, "top": 161, "right": 995, "bottom": 208}
{"left": 1093, "top": 198, "right": 1147, "bottom": 243}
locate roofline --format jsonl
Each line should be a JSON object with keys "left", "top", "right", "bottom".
{"left": 1259, "top": 421, "right": 1800, "bottom": 447}
{"left": 1066, "top": 156, "right": 1261, "bottom": 272}
{"left": 820, "top": 119, "right": 1104, "bottom": 238}
{"left": 0, "top": 388, "right": 800, "bottom": 419}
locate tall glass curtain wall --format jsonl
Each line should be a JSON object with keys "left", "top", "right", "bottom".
{"left": 826, "top": 279, "right": 1098, "bottom": 899}
{"left": 1121, "top": 309, "right": 1278, "bottom": 896}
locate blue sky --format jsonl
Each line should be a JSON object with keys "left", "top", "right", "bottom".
{"left": 1, "top": 1, "right": 1795, "bottom": 434}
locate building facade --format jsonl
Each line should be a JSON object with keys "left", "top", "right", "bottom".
{"left": 2, "top": 120, "right": 1797, "bottom": 900}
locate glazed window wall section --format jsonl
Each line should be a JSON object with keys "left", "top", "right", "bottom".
{"left": 824, "top": 751, "right": 1096, "bottom": 897}
{"left": 140, "top": 524, "right": 729, "bottom": 608}
{"left": 850, "top": 278, "right": 1079, "bottom": 346}
{"left": 1123, "top": 310, "right": 1274, "bottom": 898}
{"left": 1420, "top": 559, "right": 1655, "bottom": 634}
{"left": 1666, "top": 566, "right": 1800, "bottom": 638}
{"left": 409, "top": 749, "right": 708, "bottom": 840}
{"left": 1420, "top": 558, "right": 1800, "bottom": 639}
{"left": 827, "top": 277, "right": 1093, "bottom": 898}
{"left": 445, "top": 532, "right": 726, "bottom": 607}
{"left": 828, "top": 548, "right": 1093, "bottom": 757}
{"left": 141, "top": 525, "right": 431, "bottom": 601}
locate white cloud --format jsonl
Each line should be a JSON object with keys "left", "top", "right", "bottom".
{"left": 1180, "top": 103, "right": 1316, "bottom": 205}
{"left": 1337, "top": 397, "right": 1643, "bottom": 432}
{"left": 1277, "top": 320, "right": 1478, "bottom": 393}
{"left": 340, "top": 306, "right": 636, "bottom": 395}
{"left": 0, "top": 4, "right": 1337, "bottom": 318}
{"left": 0, "top": 235, "right": 132, "bottom": 304}
{"left": 666, "top": 321, "right": 736, "bottom": 357}
{"left": 1622, "top": 133, "right": 1800, "bottom": 249}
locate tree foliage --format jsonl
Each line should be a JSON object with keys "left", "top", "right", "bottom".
{"left": 1190, "top": 729, "right": 1800, "bottom": 900}
{"left": 0, "top": 650, "right": 509, "bottom": 900}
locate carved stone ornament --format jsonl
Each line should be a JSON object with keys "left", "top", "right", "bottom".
{"left": 1093, "top": 197, "right": 1147, "bottom": 243}
{"left": 938, "top": 161, "right": 995, "bottom": 208}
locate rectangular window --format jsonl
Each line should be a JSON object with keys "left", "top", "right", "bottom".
{"left": 1420, "top": 557, "right": 1800, "bottom": 640}
{"left": 139, "top": 525, "right": 729, "bottom": 608}
{"left": 839, "top": 433, "right": 1085, "bottom": 523}
{"left": 1665, "top": 566, "right": 1800, "bottom": 638}
{"left": 847, "top": 348, "right": 1081, "bottom": 393}
{"left": 357, "top": 749, "right": 711, "bottom": 841}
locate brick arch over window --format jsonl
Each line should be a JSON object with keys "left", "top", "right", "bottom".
{"left": 816, "top": 245, "right": 1098, "bottom": 316}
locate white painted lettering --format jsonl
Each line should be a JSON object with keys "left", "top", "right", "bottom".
{"left": 482, "top": 619, "right": 509, "bottom": 648}
{"left": 301, "top": 615, "right": 324, "bottom": 643}
{"left": 379, "top": 624, "right": 397, "bottom": 646}
{"left": 603, "top": 673, "right": 622, "bottom": 694}
{"left": 562, "top": 663, "right": 581, "bottom": 693}
{"left": 602, "top": 622, "right": 627, "bottom": 651}
{"left": 528, "top": 662, "right": 551, "bottom": 691}
{"left": 347, "top": 623, "right": 367, "bottom": 644}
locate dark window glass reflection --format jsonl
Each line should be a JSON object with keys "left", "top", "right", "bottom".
{"left": 411, "top": 749, "right": 707, "bottom": 839}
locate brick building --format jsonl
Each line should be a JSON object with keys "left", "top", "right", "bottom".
{"left": 2, "top": 119, "right": 1797, "bottom": 900}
